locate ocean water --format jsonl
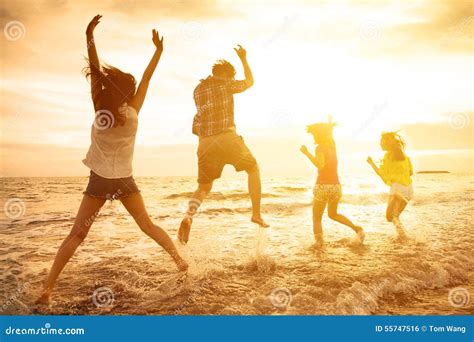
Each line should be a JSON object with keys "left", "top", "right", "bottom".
{"left": 0, "top": 173, "right": 473, "bottom": 315}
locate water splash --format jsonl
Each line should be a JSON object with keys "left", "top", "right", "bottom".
{"left": 244, "top": 227, "right": 276, "bottom": 274}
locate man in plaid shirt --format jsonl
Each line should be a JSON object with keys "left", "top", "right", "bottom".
{"left": 178, "top": 45, "right": 269, "bottom": 245}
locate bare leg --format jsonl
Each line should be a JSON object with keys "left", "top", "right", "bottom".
{"left": 393, "top": 196, "right": 408, "bottom": 219}
{"left": 385, "top": 195, "right": 397, "bottom": 223}
{"left": 36, "top": 195, "right": 106, "bottom": 304}
{"left": 387, "top": 195, "right": 408, "bottom": 237}
{"left": 177, "top": 182, "right": 213, "bottom": 244}
{"left": 120, "top": 192, "right": 188, "bottom": 271}
{"left": 327, "top": 199, "right": 361, "bottom": 232}
{"left": 327, "top": 199, "right": 364, "bottom": 243}
{"left": 312, "top": 199, "right": 326, "bottom": 245}
{"left": 247, "top": 165, "right": 269, "bottom": 227}
{"left": 386, "top": 195, "right": 407, "bottom": 222}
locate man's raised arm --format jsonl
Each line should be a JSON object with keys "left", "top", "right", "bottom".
{"left": 234, "top": 44, "right": 254, "bottom": 87}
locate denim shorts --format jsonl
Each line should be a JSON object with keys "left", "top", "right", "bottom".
{"left": 84, "top": 170, "right": 140, "bottom": 200}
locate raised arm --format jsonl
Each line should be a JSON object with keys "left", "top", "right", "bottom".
{"left": 301, "top": 145, "right": 325, "bottom": 169}
{"left": 367, "top": 156, "right": 384, "bottom": 180}
{"left": 86, "top": 15, "right": 102, "bottom": 111}
{"left": 129, "top": 29, "right": 163, "bottom": 113}
{"left": 234, "top": 45, "right": 254, "bottom": 87}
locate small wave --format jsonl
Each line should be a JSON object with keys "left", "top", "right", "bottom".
{"left": 335, "top": 251, "right": 472, "bottom": 315}
{"left": 200, "top": 207, "right": 235, "bottom": 215}
{"left": 200, "top": 202, "right": 309, "bottom": 216}
{"left": 165, "top": 191, "right": 280, "bottom": 201}
{"left": 165, "top": 191, "right": 195, "bottom": 199}
{"left": 340, "top": 191, "right": 471, "bottom": 207}
{"left": 340, "top": 193, "right": 387, "bottom": 206}
{"left": 26, "top": 218, "right": 72, "bottom": 226}
{"left": 272, "top": 186, "right": 308, "bottom": 193}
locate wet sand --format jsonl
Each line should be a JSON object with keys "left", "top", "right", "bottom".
{"left": 0, "top": 174, "right": 472, "bottom": 315}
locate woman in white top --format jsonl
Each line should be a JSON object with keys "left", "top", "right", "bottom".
{"left": 37, "top": 15, "right": 188, "bottom": 304}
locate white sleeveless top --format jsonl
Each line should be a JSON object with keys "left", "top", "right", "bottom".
{"left": 82, "top": 104, "right": 138, "bottom": 179}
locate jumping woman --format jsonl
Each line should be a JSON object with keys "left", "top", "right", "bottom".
{"left": 36, "top": 15, "right": 188, "bottom": 304}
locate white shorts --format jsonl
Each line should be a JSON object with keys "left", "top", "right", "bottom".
{"left": 390, "top": 182, "right": 414, "bottom": 202}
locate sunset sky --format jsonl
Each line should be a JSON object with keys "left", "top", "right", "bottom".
{"left": 1, "top": 0, "right": 472, "bottom": 177}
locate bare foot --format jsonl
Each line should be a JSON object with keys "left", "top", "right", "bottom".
{"left": 355, "top": 226, "right": 365, "bottom": 244}
{"left": 177, "top": 217, "right": 192, "bottom": 244}
{"left": 397, "top": 230, "right": 408, "bottom": 241}
{"left": 35, "top": 291, "right": 51, "bottom": 306}
{"left": 314, "top": 236, "right": 325, "bottom": 249}
{"left": 393, "top": 218, "right": 408, "bottom": 240}
{"left": 177, "top": 259, "right": 189, "bottom": 272}
{"left": 251, "top": 216, "right": 269, "bottom": 227}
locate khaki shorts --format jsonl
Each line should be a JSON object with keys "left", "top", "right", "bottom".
{"left": 313, "top": 184, "right": 342, "bottom": 203}
{"left": 197, "top": 131, "right": 257, "bottom": 184}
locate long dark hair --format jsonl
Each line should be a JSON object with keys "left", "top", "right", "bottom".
{"left": 83, "top": 60, "right": 136, "bottom": 125}
{"left": 382, "top": 132, "right": 406, "bottom": 161}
